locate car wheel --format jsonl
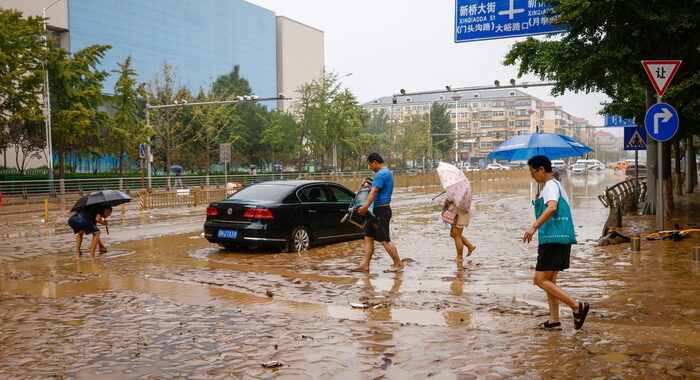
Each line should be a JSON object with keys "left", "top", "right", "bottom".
{"left": 287, "top": 226, "right": 311, "bottom": 252}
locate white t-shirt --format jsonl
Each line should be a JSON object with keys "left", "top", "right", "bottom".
{"left": 539, "top": 179, "right": 569, "bottom": 204}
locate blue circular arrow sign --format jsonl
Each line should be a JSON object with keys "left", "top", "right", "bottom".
{"left": 645, "top": 103, "right": 678, "bottom": 142}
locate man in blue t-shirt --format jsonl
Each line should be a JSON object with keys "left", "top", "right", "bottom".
{"left": 352, "top": 153, "right": 404, "bottom": 273}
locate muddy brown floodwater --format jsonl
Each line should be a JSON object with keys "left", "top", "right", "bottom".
{"left": 1, "top": 172, "right": 699, "bottom": 379}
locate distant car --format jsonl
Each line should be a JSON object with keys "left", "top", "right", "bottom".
{"left": 486, "top": 163, "right": 510, "bottom": 170}
{"left": 589, "top": 162, "right": 606, "bottom": 171}
{"left": 204, "top": 180, "right": 363, "bottom": 252}
{"left": 551, "top": 160, "right": 567, "bottom": 172}
{"left": 576, "top": 159, "right": 605, "bottom": 170}
{"left": 464, "top": 165, "right": 479, "bottom": 171}
{"left": 570, "top": 164, "right": 587, "bottom": 175}
{"left": 625, "top": 164, "right": 647, "bottom": 178}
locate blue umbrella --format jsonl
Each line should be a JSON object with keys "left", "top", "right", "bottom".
{"left": 170, "top": 165, "right": 184, "bottom": 172}
{"left": 486, "top": 133, "right": 594, "bottom": 162}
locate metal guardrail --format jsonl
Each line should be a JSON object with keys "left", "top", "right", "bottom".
{"left": 598, "top": 177, "right": 647, "bottom": 236}
{"left": 136, "top": 169, "right": 529, "bottom": 209}
{"left": 0, "top": 169, "right": 528, "bottom": 199}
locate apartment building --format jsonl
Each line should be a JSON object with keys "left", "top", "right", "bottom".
{"left": 362, "top": 89, "right": 592, "bottom": 162}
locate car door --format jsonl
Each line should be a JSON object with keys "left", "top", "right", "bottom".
{"left": 296, "top": 184, "right": 335, "bottom": 239}
{"left": 326, "top": 184, "right": 362, "bottom": 236}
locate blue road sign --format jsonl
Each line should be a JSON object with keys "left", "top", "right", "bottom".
{"left": 644, "top": 103, "right": 679, "bottom": 142}
{"left": 605, "top": 114, "right": 636, "bottom": 127}
{"left": 139, "top": 143, "right": 146, "bottom": 158}
{"left": 624, "top": 126, "right": 647, "bottom": 151}
{"left": 455, "top": 0, "right": 567, "bottom": 43}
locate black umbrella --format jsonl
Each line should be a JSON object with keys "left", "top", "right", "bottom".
{"left": 70, "top": 190, "right": 132, "bottom": 213}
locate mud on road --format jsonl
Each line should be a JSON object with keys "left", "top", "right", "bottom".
{"left": 1, "top": 172, "right": 699, "bottom": 378}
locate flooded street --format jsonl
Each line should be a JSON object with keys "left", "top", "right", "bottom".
{"left": 1, "top": 172, "right": 699, "bottom": 379}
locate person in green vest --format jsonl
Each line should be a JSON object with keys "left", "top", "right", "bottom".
{"left": 523, "top": 155, "right": 589, "bottom": 331}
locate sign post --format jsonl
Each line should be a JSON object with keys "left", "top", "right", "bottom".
{"left": 220, "top": 143, "right": 231, "bottom": 184}
{"left": 624, "top": 126, "right": 646, "bottom": 201}
{"left": 642, "top": 60, "right": 681, "bottom": 230}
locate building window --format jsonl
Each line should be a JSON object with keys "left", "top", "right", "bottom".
{"left": 479, "top": 111, "right": 492, "bottom": 118}
{"left": 480, "top": 121, "right": 492, "bottom": 127}
{"left": 458, "top": 122, "right": 469, "bottom": 129}
{"left": 473, "top": 93, "right": 480, "bottom": 98}
{"left": 493, "top": 111, "right": 505, "bottom": 117}
{"left": 480, "top": 141, "right": 493, "bottom": 148}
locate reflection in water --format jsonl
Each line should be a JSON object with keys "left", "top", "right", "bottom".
{"left": 1, "top": 171, "right": 699, "bottom": 378}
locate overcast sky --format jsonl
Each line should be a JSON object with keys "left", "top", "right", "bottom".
{"left": 247, "top": 0, "right": 611, "bottom": 128}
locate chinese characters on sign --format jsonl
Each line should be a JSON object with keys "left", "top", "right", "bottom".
{"left": 604, "top": 114, "right": 636, "bottom": 127}
{"left": 455, "top": 0, "right": 567, "bottom": 43}
{"left": 641, "top": 60, "right": 682, "bottom": 97}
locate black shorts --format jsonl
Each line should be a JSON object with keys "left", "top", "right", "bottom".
{"left": 536, "top": 243, "right": 571, "bottom": 271}
{"left": 365, "top": 205, "right": 392, "bottom": 242}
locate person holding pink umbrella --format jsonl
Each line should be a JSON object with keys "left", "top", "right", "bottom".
{"left": 436, "top": 162, "right": 476, "bottom": 261}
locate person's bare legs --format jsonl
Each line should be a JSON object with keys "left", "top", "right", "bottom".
{"left": 75, "top": 232, "right": 84, "bottom": 255}
{"left": 451, "top": 226, "right": 476, "bottom": 260}
{"left": 351, "top": 237, "right": 375, "bottom": 271}
{"left": 450, "top": 226, "right": 465, "bottom": 260}
{"left": 380, "top": 241, "right": 403, "bottom": 271}
{"left": 462, "top": 235, "right": 476, "bottom": 256}
{"left": 534, "top": 270, "right": 579, "bottom": 318}
{"left": 546, "top": 271, "right": 560, "bottom": 324}
{"left": 89, "top": 231, "right": 101, "bottom": 256}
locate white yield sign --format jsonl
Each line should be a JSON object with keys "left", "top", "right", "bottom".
{"left": 641, "top": 60, "right": 682, "bottom": 96}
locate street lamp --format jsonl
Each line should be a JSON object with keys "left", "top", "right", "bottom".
{"left": 451, "top": 93, "right": 462, "bottom": 163}
{"left": 331, "top": 72, "right": 354, "bottom": 172}
{"left": 42, "top": 0, "right": 64, "bottom": 185}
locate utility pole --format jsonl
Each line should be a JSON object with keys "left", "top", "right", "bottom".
{"left": 42, "top": 0, "right": 64, "bottom": 189}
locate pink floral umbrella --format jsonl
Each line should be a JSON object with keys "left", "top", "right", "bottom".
{"left": 436, "top": 162, "right": 472, "bottom": 210}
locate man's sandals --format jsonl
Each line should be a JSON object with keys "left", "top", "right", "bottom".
{"left": 573, "top": 301, "right": 590, "bottom": 330}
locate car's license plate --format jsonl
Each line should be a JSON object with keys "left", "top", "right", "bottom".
{"left": 218, "top": 229, "right": 238, "bottom": 239}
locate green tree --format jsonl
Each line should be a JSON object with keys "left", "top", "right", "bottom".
{"left": 191, "top": 87, "right": 238, "bottom": 179}
{"left": 291, "top": 71, "right": 364, "bottom": 171}
{"left": 430, "top": 103, "right": 454, "bottom": 160}
{"left": 147, "top": 62, "right": 194, "bottom": 176}
{"left": 48, "top": 44, "right": 111, "bottom": 179}
{"left": 503, "top": 0, "right": 700, "bottom": 210}
{"left": 362, "top": 109, "right": 390, "bottom": 155}
{"left": 0, "top": 9, "right": 48, "bottom": 170}
{"left": 290, "top": 81, "right": 318, "bottom": 170}
{"left": 110, "top": 56, "right": 148, "bottom": 176}
{"left": 400, "top": 114, "right": 430, "bottom": 167}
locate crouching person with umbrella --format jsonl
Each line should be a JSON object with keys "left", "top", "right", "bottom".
{"left": 68, "top": 190, "right": 131, "bottom": 256}
{"left": 68, "top": 206, "right": 112, "bottom": 256}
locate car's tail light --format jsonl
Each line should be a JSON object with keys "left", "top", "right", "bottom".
{"left": 243, "top": 209, "right": 274, "bottom": 219}
{"left": 206, "top": 206, "right": 218, "bottom": 216}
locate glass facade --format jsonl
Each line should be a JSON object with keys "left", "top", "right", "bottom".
{"left": 68, "top": 0, "right": 277, "bottom": 108}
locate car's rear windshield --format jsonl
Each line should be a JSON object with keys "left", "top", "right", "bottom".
{"left": 226, "top": 184, "right": 292, "bottom": 201}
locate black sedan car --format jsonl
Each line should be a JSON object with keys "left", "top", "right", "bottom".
{"left": 204, "top": 180, "right": 364, "bottom": 252}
